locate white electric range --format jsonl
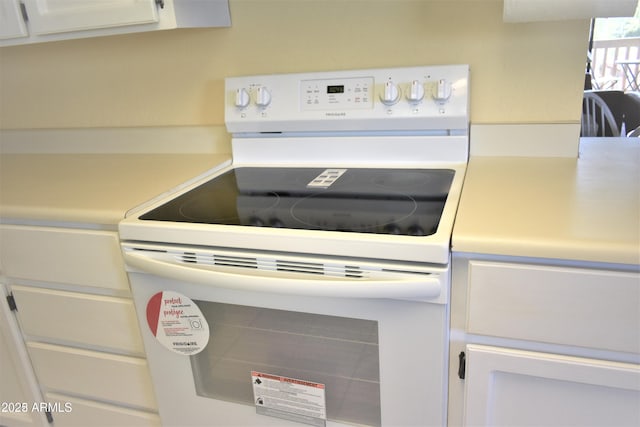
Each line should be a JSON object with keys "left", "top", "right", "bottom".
{"left": 119, "top": 65, "right": 469, "bottom": 427}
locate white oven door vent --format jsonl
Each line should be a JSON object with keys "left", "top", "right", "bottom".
{"left": 177, "top": 250, "right": 366, "bottom": 278}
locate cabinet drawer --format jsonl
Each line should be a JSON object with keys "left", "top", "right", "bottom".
{"left": 46, "top": 392, "right": 159, "bottom": 427}
{"left": 467, "top": 261, "right": 640, "bottom": 353}
{"left": 12, "top": 286, "right": 143, "bottom": 354}
{"left": 0, "top": 225, "right": 129, "bottom": 291}
{"left": 28, "top": 342, "right": 157, "bottom": 411}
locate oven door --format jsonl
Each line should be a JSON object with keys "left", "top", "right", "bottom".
{"left": 124, "top": 244, "right": 449, "bottom": 427}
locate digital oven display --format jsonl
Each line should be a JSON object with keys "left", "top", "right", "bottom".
{"left": 327, "top": 85, "right": 345, "bottom": 94}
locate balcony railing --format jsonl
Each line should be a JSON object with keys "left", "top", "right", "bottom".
{"left": 590, "top": 37, "right": 640, "bottom": 91}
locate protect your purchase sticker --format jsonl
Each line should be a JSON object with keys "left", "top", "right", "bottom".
{"left": 146, "top": 291, "right": 209, "bottom": 355}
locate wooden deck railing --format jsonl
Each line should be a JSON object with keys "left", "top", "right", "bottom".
{"left": 591, "top": 38, "right": 640, "bottom": 91}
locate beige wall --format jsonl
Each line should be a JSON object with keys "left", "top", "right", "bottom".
{"left": 0, "top": 0, "right": 589, "bottom": 130}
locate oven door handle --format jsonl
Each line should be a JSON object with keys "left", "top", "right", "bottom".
{"left": 123, "top": 249, "right": 444, "bottom": 301}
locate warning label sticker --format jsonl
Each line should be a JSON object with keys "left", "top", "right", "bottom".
{"left": 145, "top": 291, "right": 209, "bottom": 356}
{"left": 251, "top": 371, "right": 326, "bottom": 427}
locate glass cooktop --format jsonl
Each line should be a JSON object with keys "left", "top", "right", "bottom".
{"left": 141, "top": 167, "right": 454, "bottom": 236}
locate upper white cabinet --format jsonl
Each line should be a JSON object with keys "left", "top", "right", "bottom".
{"left": 23, "top": 0, "right": 160, "bottom": 35}
{"left": 0, "top": 0, "right": 230, "bottom": 46}
{"left": 0, "top": 0, "right": 28, "bottom": 40}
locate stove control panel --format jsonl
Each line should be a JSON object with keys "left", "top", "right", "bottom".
{"left": 225, "top": 65, "right": 469, "bottom": 134}
{"left": 301, "top": 77, "right": 374, "bottom": 111}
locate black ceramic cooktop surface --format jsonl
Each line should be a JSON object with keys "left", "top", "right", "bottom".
{"left": 141, "top": 167, "right": 454, "bottom": 236}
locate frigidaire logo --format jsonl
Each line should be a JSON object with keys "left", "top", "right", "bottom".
{"left": 325, "top": 112, "right": 347, "bottom": 117}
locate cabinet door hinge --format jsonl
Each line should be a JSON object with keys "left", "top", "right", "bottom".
{"left": 6, "top": 293, "right": 17, "bottom": 311}
{"left": 155, "top": 0, "right": 165, "bottom": 9}
{"left": 19, "top": 1, "right": 29, "bottom": 22}
{"left": 458, "top": 351, "right": 466, "bottom": 379}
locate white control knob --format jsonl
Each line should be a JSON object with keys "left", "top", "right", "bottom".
{"left": 380, "top": 80, "right": 400, "bottom": 105}
{"left": 255, "top": 86, "right": 272, "bottom": 107}
{"left": 406, "top": 80, "right": 425, "bottom": 104}
{"left": 433, "top": 79, "right": 452, "bottom": 102}
{"left": 234, "top": 88, "right": 250, "bottom": 108}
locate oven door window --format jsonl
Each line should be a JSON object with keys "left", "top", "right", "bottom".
{"left": 190, "top": 300, "right": 381, "bottom": 427}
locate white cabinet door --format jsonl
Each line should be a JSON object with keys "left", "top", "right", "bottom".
{"left": 1, "top": 0, "right": 230, "bottom": 46}
{"left": 0, "top": 284, "right": 49, "bottom": 427}
{"left": 0, "top": 0, "right": 28, "bottom": 40}
{"left": 22, "top": 0, "right": 158, "bottom": 35}
{"left": 463, "top": 344, "right": 640, "bottom": 426}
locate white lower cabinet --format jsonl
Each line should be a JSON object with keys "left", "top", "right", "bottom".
{"left": 0, "top": 283, "right": 49, "bottom": 427}
{"left": 463, "top": 344, "right": 640, "bottom": 426}
{"left": 449, "top": 254, "right": 640, "bottom": 427}
{"left": 0, "top": 224, "right": 159, "bottom": 426}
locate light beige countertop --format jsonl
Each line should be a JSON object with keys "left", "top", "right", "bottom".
{"left": 0, "top": 153, "right": 230, "bottom": 227}
{"left": 453, "top": 138, "right": 640, "bottom": 266}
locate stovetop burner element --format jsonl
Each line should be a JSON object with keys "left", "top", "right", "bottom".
{"left": 290, "top": 191, "right": 418, "bottom": 233}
